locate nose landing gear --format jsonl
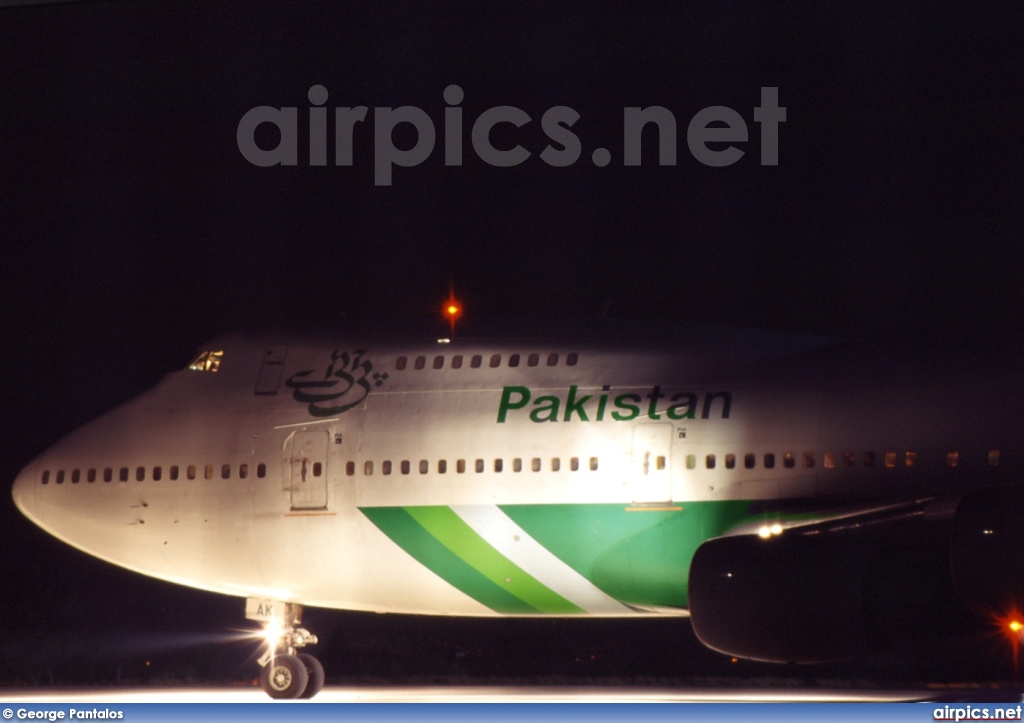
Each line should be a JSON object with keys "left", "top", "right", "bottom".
{"left": 247, "top": 598, "right": 323, "bottom": 699}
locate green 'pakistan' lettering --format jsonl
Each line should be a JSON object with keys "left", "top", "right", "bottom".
{"left": 496, "top": 385, "right": 732, "bottom": 423}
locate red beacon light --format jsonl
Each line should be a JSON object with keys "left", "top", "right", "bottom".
{"left": 443, "top": 294, "right": 463, "bottom": 337}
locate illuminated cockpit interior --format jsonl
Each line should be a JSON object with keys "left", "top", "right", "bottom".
{"left": 188, "top": 350, "right": 224, "bottom": 372}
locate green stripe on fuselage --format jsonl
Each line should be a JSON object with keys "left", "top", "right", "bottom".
{"left": 360, "top": 506, "right": 582, "bottom": 614}
{"left": 363, "top": 501, "right": 760, "bottom": 613}
{"left": 360, "top": 506, "right": 536, "bottom": 614}
{"left": 405, "top": 506, "right": 582, "bottom": 614}
{"left": 499, "top": 502, "right": 755, "bottom": 608}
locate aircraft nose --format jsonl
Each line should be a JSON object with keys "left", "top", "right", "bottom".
{"left": 12, "top": 461, "right": 38, "bottom": 523}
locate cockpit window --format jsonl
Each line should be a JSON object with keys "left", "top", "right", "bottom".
{"left": 188, "top": 350, "right": 224, "bottom": 372}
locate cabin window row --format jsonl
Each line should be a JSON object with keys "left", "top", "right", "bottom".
{"left": 686, "top": 449, "right": 1001, "bottom": 470}
{"left": 346, "top": 456, "right": 599, "bottom": 476}
{"left": 395, "top": 352, "right": 579, "bottom": 371}
{"left": 41, "top": 463, "right": 268, "bottom": 485}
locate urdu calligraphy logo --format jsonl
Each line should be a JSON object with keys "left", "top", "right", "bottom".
{"left": 285, "top": 349, "right": 388, "bottom": 417}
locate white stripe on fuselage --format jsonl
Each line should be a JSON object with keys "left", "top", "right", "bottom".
{"left": 450, "top": 504, "right": 633, "bottom": 615}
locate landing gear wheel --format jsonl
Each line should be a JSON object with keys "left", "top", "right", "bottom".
{"left": 260, "top": 654, "right": 309, "bottom": 699}
{"left": 298, "top": 653, "right": 325, "bottom": 699}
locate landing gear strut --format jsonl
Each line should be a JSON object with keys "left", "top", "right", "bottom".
{"left": 247, "top": 598, "right": 323, "bottom": 699}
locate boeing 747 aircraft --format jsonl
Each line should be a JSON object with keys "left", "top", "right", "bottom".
{"left": 12, "top": 322, "right": 1024, "bottom": 697}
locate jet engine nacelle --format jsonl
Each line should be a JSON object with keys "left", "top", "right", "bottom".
{"left": 951, "top": 489, "right": 1024, "bottom": 616}
{"left": 688, "top": 520, "right": 963, "bottom": 663}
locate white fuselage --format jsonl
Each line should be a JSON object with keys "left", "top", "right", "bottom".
{"left": 13, "top": 327, "right": 1019, "bottom": 618}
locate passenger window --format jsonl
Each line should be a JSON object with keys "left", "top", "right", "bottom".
{"left": 104, "top": 468, "right": 113, "bottom": 482}
{"left": 842, "top": 452, "right": 855, "bottom": 468}
{"left": 509, "top": 354, "right": 520, "bottom": 368}
{"left": 413, "top": 356, "right": 425, "bottom": 370}
{"left": 803, "top": 452, "right": 815, "bottom": 468}
{"left": 452, "top": 355, "right": 463, "bottom": 369}
{"left": 905, "top": 451, "right": 918, "bottom": 467}
{"left": 490, "top": 354, "right": 501, "bottom": 368}
{"left": 396, "top": 356, "right": 407, "bottom": 370}
{"left": 120, "top": 467, "right": 129, "bottom": 482}
{"left": 419, "top": 460, "right": 428, "bottom": 474}
{"left": 532, "top": 457, "right": 541, "bottom": 472}
{"left": 311, "top": 462, "right": 321, "bottom": 477}
{"left": 136, "top": 467, "right": 145, "bottom": 482}
{"left": 56, "top": 470, "right": 65, "bottom": 484}
{"left": 528, "top": 353, "right": 539, "bottom": 367}
{"left": 570, "top": 457, "right": 579, "bottom": 471}
{"left": 725, "top": 454, "right": 736, "bottom": 469}
{"left": 686, "top": 454, "right": 696, "bottom": 470}
{"left": 457, "top": 459, "right": 466, "bottom": 473}
{"left": 547, "top": 353, "right": 558, "bottom": 367}
{"left": 401, "top": 460, "right": 410, "bottom": 475}
{"left": 566, "top": 353, "right": 578, "bottom": 366}
{"left": 475, "top": 459, "right": 484, "bottom": 473}
{"left": 470, "top": 355, "right": 482, "bottom": 368}
{"left": 589, "top": 457, "right": 598, "bottom": 471}
{"left": 744, "top": 453, "right": 756, "bottom": 469}
{"left": 884, "top": 452, "right": 897, "bottom": 468}
{"left": 346, "top": 461, "right": 355, "bottom": 476}
{"left": 512, "top": 458, "right": 522, "bottom": 472}
{"left": 946, "top": 451, "right": 959, "bottom": 468}
{"left": 205, "top": 464, "right": 213, "bottom": 480}
{"left": 87, "top": 469, "right": 96, "bottom": 483}
{"left": 257, "top": 463, "right": 267, "bottom": 478}
{"left": 239, "top": 464, "right": 248, "bottom": 479}
{"left": 169, "top": 466, "right": 179, "bottom": 480}
{"left": 989, "top": 450, "right": 1001, "bottom": 467}
{"left": 551, "top": 457, "right": 560, "bottom": 472}
{"left": 438, "top": 460, "right": 447, "bottom": 474}
{"left": 187, "top": 465, "right": 196, "bottom": 480}
{"left": 433, "top": 355, "right": 444, "bottom": 370}
{"left": 41, "top": 470, "right": 50, "bottom": 485}
{"left": 364, "top": 461, "right": 374, "bottom": 476}
{"left": 494, "top": 458, "right": 503, "bottom": 472}
{"left": 222, "top": 464, "right": 231, "bottom": 479}
{"left": 656, "top": 455, "right": 666, "bottom": 471}
{"left": 863, "top": 451, "right": 876, "bottom": 467}
{"left": 72, "top": 469, "right": 80, "bottom": 484}
{"left": 706, "top": 454, "right": 716, "bottom": 470}
{"left": 764, "top": 453, "right": 775, "bottom": 469}
{"left": 382, "top": 461, "right": 392, "bottom": 475}
{"left": 783, "top": 453, "right": 795, "bottom": 469}
{"left": 824, "top": 452, "right": 836, "bottom": 469}
{"left": 153, "top": 467, "right": 162, "bottom": 481}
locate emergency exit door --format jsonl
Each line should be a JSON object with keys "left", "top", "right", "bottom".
{"left": 288, "top": 431, "right": 329, "bottom": 510}
{"left": 631, "top": 423, "right": 672, "bottom": 504}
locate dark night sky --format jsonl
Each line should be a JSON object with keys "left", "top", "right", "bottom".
{"left": 1, "top": 0, "right": 1023, "bottom": 687}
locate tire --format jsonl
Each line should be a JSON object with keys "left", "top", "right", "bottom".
{"left": 260, "top": 654, "right": 309, "bottom": 699}
{"left": 298, "top": 653, "right": 325, "bottom": 699}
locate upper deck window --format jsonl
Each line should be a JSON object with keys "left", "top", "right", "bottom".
{"left": 189, "top": 350, "right": 224, "bottom": 372}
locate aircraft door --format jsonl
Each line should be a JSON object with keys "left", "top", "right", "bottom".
{"left": 255, "top": 345, "right": 288, "bottom": 395}
{"left": 287, "top": 431, "right": 329, "bottom": 510}
{"left": 631, "top": 423, "right": 673, "bottom": 504}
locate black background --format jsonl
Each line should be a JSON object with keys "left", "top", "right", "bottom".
{"left": 1, "top": 0, "right": 1023, "bottom": 688}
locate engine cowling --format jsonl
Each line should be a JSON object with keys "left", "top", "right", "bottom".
{"left": 688, "top": 519, "right": 964, "bottom": 663}
{"left": 951, "top": 489, "right": 1024, "bottom": 616}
